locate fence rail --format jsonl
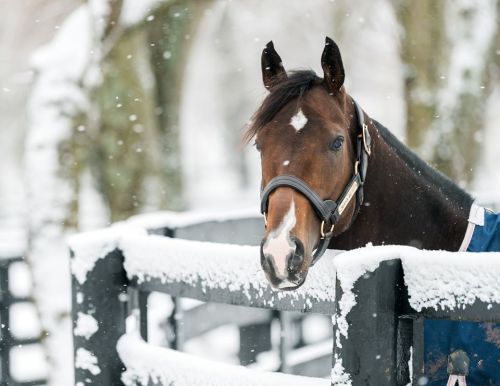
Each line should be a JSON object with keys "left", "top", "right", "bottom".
{"left": 69, "top": 213, "right": 500, "bottom": 386}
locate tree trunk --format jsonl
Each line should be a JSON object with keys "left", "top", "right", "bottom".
{"left": 430, "top": 0, "right": 498, "bottom": 185}
{"left": 392, "top": 0, "right": 447, "bottom": 151}
{"left": 393, "top": 0, "right": 498, "bottom": 186}
{"left": 147, "top": 1, "right": 211, "bottom": 209}
{"left": 91, "top": 1, "right": 211, "bottom": 221}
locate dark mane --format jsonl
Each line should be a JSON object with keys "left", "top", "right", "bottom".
{"left": 243, "top": 70, "right": 320, "bottom": 142}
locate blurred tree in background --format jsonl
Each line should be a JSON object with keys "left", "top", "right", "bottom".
{"left": 392, "top": 0, "right": 446, "bottom": 151}
{"left": 393, "top": 0, "right": 499, "bottom": 185}
{"left": 89, "top": 1, "right": 210, "bottom": 222}
{"left": 25, "top": 1, "right": 212, "bottom": 383}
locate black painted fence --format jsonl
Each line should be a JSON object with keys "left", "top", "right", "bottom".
{"left": 0, "top": 256, "right": 46, "bottom": 386}
{"left": 70, "top": 214, "right": 500, "bottom": 385}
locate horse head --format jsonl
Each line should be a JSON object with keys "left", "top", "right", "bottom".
{"left": 245, "top": 37, "right": 371, "bottom": 290}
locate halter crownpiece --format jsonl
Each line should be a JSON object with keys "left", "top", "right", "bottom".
{"left": 260, "top": 99, "right": 371, "bottom": 264}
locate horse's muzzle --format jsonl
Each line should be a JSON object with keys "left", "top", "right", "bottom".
{"left": 260, "top": 237, "right": 306, "bottom": 289}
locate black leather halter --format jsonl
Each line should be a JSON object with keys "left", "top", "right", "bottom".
{"left": 260, "top": 100, "right": 372, "bottom": 265}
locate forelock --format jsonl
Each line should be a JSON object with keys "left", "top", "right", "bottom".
{"left": 243, "top": 70, "right": 320, "bottom": 142}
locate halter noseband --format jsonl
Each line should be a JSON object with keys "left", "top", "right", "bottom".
{"left": 260, "top": 100, "right": 372, "bottom": 265}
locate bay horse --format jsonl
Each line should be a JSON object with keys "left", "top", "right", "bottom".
{"left": 245, "top": 37, "right": 498, "bottom": 385}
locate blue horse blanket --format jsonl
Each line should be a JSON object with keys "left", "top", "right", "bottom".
{"left": 425, "top": 205, "right": 500, "bottom": 385}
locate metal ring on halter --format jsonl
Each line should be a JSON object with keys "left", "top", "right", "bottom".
{"left": 354, "top": 160, "right": 360, "bottom": 175}
{"left": 320, "top": 220, "right": 335, "bottom": 238}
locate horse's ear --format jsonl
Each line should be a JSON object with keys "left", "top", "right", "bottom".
{"left": 261, "top": 41, "right": 287, "bottom": 90}
{"left": 321, "top": 37, "right": 345, "bottom": 94}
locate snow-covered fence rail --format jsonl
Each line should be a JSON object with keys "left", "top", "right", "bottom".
{"left": 0, "top": 256, "right": 46, "bottom": 386}
{"left": 123, "top": 210, "right": 333, "bottom": 368}
{"left": 124, "top": 235, "right": 336, "bottom": 314}
{"left": 69, "top": 212, "right": 335, "bottom": 386}
{"left": 69, "top": 213, "right": 500, "bottom": 385}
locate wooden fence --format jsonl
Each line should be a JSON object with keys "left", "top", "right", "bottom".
{"left": 69, "top": 212, "right": 500, "bottom": 385}
{"left": 0, "top": 256, "right": 46, "bottom": 386}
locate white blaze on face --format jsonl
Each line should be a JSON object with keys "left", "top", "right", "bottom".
{"left": 262, "top": 201, "right": 296, "bottom": 278}
{"left": 290, "top": 108, "right": 308, "bottom": 131}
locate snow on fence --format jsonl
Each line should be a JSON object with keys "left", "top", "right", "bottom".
{"left": 68, "top": 211, "right": 500, "bottom": 386}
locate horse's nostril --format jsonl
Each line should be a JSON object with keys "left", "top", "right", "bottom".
{"left": 288, "top": 239, "right": 305, "bottom": 270}
{"left": 289, "top": 253, "right": 303, "bottom": 270}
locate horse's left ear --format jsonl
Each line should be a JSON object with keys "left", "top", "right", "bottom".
{"left": 261, "top": 41, "right": 287, "bottom": 90}
{"left": 321, "top": 37, "right": 345, "bottom": 94}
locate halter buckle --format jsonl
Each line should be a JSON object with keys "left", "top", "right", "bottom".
{"left": 362, "top": 123, "right": 371, "bottom": 156}
{"left": 320, "top": 220, "right": 335, "bottom": 238}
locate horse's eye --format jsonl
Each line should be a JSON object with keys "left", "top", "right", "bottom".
{"left": 254, "top": 141, "right": 261, "bottom": 152}
{"left": 330, "top": 136, "right": 344, "bottom": 151}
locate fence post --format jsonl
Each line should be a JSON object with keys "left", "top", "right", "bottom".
{"left": 0, "top": 260, "right": 11, "bottom": 384}
{"left": 333, "top": 259, "right": 409, "bottom": 385}
{"left": 71, "top": 248, "right": 128, "bottom": 386}
{"left": 239, "top": 322, "right": 272, "bottom": 365}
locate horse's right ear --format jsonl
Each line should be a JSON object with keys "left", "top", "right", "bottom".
{"left": 261, "top": 41, "right": 287, "bottom": 90}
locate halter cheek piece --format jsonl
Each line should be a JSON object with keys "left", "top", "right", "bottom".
{"left": 260, "top": 100, "right": 372, "bottom": 265}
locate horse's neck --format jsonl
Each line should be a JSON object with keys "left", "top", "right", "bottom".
{"left": 334, "top": 121, "right": 473, "bottom": 251}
